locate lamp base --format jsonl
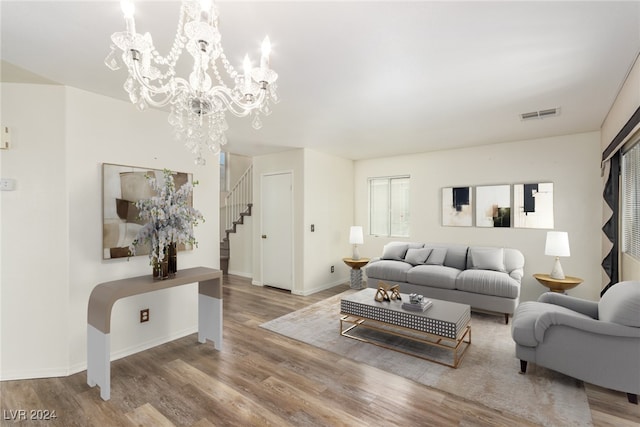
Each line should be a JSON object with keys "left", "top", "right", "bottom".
{"left": 352, "top": 245, "right": 360, "bottom": 261}
{"left": 550, "top": 257, "right": 565, "bottom": 280}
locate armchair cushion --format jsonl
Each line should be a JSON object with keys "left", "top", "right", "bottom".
{"left": 599, "top": 281, "right": 640, "bottom": 327}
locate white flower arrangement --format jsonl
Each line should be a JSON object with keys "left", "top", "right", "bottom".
{"left": 129, "top": 169, "right": 204, "bottom": 265}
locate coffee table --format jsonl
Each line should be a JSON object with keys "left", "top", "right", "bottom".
{"left": 340, "top": 288, "right": 471, "bottom": 368}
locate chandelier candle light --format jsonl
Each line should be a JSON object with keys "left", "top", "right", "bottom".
{"left": 106, "top": 0, "right": 279, "bottom": 165}
{"left": 545, "top": 231, "right": 571, "bottom": 280}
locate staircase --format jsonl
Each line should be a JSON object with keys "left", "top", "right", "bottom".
{"left": 220, "top": 164, "right": 253, "bottom": 275}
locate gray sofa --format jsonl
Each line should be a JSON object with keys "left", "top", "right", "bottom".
{"left": 365, "top": 242, "right": 525, "bottom": 323}
{"left": 511, "top": 281, "right": 640, "bottom": 403}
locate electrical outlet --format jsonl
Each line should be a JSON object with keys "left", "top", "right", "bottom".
{"left": 140, "top": 309, "right": 149, "bottom": 323}
{"left": 330, "top": 265, "right": 335, "bottom": 273}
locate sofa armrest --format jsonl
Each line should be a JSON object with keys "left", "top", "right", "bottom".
{"left": 534, "top": 311, "right": 640, "bottom": 343}
{"left": 538, "top": 292, "right": 598, "bottom": 319}
{"left": 509, "top": 268, "right": 524, "bottom": 284}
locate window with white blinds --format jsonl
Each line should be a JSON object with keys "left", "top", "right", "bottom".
{"left": 622, "top": 142, "right": 640, "bottom": 260}
{"left": 369, "top": 176, "right": 410, "bottom": 237}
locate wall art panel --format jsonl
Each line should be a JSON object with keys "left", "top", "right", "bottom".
{"left": 102, "top": 163, "right": 192, "bottom": 259}
{"left": 476, "top": 184, "right": 511, "bottom": 227}
{"left": 442, "top": 186, "right": 473, "bottom": 226}
{"left": 513, "top": 182, "right": 554, "bottom": 228}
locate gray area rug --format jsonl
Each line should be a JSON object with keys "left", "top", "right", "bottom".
{"left": 261, "top": 290, "right": 592, "bottom": 426}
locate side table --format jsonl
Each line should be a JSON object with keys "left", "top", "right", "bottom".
{"left": 533, "top": 273, "right": 583, "bottom": 293}
{"left": 343, "top": 257, "right": 370, "bottom": 289}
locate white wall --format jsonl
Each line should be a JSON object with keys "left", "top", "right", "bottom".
{"left": 601, "top": 54, "right": 639, "bottom": 149}
{"left": 303, "top": 149, "right": 353, "bottom": 294}
{"left": 1, "top": 83, "right": 70, "bottom": 378}
{"left": 354, "top": 132, "right": 603, "bottom": 303}
{"left": 0, "top": 83, "right": 219, "bottom": 379}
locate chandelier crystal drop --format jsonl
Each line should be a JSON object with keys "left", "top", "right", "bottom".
{"left": 105, "top": 0, "right": 279, "bottom": 165}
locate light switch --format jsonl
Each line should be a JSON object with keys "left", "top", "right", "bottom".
{"left": 0, "top": 178, "right": 16, "bottom": 191}
{"left": 1, "top": 126, "right": 10, "bottom": 149}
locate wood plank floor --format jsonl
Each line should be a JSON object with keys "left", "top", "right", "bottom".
{"left": 1, "top": 274, "right": 639, "bottom": 426}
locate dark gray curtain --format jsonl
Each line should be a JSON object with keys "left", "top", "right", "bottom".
{"left": 600, "top": 106, "right": 640, "bottom": 296}
{"left": 601, "top": 153, "right": 620, "bottom": 296}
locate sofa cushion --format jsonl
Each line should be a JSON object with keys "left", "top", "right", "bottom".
{"left": 469, "top": 247, "right": 505, "bottom": 272}
{"left": 425, "top": 247, "right": 447, "bottom": 265}
{"left": 381, "top": 243, "right": 409, "bottom": 261}
{"left": 406, "top": 265, "right": 460, "bottom": 289}
{"left": 423, "top": 244, "right": 468, "bottom": 270}
{"left": 365, "top": 260, "right": 412, "bottom": 282}
{"left": 456, "top": 269, "right": 519, "bottom": 298}
{"left": 404, "top": 248, "right": 432, "bottom": 265}
{"left": 599, "top": 281, "right": 640, "bottom": 327}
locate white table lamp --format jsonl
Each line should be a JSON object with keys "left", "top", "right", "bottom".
{"left": 349, "top": 226, "right": 364, "bottom": 260}
{"left": 545, "top": 231, "right": 570, "bottom": 279}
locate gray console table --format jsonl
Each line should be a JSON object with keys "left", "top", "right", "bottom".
{"left": 87, "top": 266, "right": 223, "bottom": 400}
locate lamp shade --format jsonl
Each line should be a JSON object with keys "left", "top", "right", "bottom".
{"left": 545, "top": 231, "right": 570, "bottom": 257}
{"left": 349, "top": 226, "right": 364, "bottom": 245}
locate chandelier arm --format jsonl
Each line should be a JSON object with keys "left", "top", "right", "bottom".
{"left": 141, "top": 90, "right": 176, "bottom": 109}
{"left": 130, "top": 58, "right": 179, "bottom": 100}
{"left": 213, "top": 88, "right": 268, "bottom": 117}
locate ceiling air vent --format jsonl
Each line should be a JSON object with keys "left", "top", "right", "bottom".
{"left": 520, "top": 107, "right": 560, "bottom": 121}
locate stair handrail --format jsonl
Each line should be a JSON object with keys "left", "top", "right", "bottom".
{"left": 224, "top": 164, "right": 253, "bottom": 236}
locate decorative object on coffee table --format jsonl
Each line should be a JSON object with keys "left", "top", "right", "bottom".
{"left": 342, "top": 257, "right": 370, "bottom": 289}
{"left": 402, "top": 293, "right": 432, "bottom": 312}
{"left": 374, "top": 281, "right": 401, "bottom": 302}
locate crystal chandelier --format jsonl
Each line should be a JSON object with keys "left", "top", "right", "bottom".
{"left": 105, "top": 0, "right": 279, "bottom": 165}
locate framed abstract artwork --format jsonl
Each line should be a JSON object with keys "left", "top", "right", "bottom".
{"left": 476, "top": 185, "right": 511, "bottom": 228}
{"left": 442, "top": 187, "right": 473, "bottom": 226}
{"left": 513, "top": 182, "right": 554, "bottom": 229}
{"left": 102, "top": 163, "right": 193, "bottom": 259}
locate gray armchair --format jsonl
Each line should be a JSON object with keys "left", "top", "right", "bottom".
{"left": 511, "top": 280, "right": 640, "bottom": 403}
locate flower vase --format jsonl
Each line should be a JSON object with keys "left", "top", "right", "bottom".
{"left": 152, "top": 256, "right": 170, "bottom": 280}
{"left": 168, "top": 242, "right": 177, "bottom": 277}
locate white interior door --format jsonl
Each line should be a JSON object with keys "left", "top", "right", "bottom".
{"left": 261, "top": 172, "right": 293, "bottom": 290}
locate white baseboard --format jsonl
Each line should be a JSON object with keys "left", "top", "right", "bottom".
{"left": 251, "top": 280, "right": 263, "bottom": 286}
{"left": 109, "top": 326, "right": 198, "bottom": 363}
{"left": 228, "top": 270, "right": 252, "bottom": 279}
{"left": 292, "top": 277, "right": 348, "bottom": 296}
{"left": 1, "top": 326, "right": 199, "bottom": 381}
{"left": 0, "top": 367, "right": 69, "bottom": 381}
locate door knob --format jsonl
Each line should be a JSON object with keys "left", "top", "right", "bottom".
{"left": 262, "top": 235, "right": 267, "bottom": 239}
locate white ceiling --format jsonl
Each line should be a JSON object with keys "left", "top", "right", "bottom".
{"left": 2, "top": 1, "right": 639, "bottom": 160}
